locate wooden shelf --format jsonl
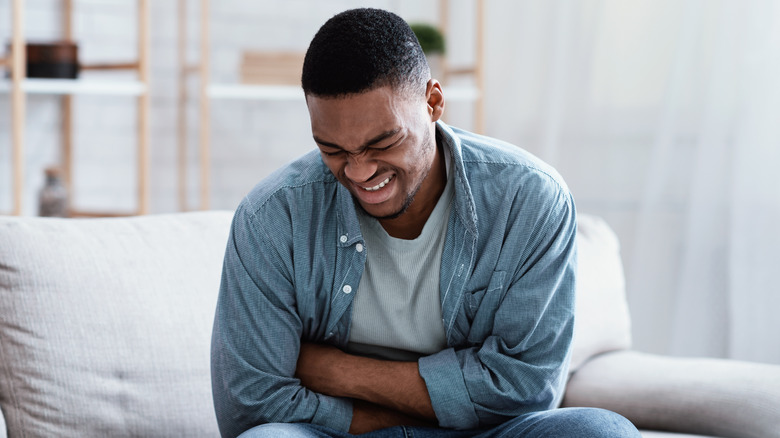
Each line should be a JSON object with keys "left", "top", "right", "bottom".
{"left": 68, "top": 209, "right": 140, "bottom": 218}
{"left": 207, "top": 83, "right": 303, "bottom": 101}
{"left": 441, "top": 86, "right": 480, "bottom": 102}
{"left": 206, "top": 83, "right": 479, "bottom": 102}
{"left": 0, "top": 78, "right": 146, "bottom": 96}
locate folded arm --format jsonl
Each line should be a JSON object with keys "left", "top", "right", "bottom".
{"left": 418, "top": 190, "right": 579, "bottom": 429}
{"left": 295, "top": 342, "right": 437, "bottom": 433}
{"left": 295, "top": 191, "right": 579, "bottom": 433}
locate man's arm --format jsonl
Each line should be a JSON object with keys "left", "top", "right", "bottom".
{"left": 295, "top": 342, "right": 437, "bottom": 433}
{"left": 211, "top": 206, "right": 353, "bottom": 437}
{"left": 416, "top": 189, "right": 578, "bottom": 429}
{"left": 350, "top": 401, "right": 434, "bottom": 434}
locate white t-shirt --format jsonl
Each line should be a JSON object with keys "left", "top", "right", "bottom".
{"left": 346, "top": 146, "right": 454, "bottom": 361}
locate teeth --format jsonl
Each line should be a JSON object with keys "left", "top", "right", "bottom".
{"left": 364, "top": 176, "right": 392, "bottom": 191}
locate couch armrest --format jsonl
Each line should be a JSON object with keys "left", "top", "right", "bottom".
{"left": 0, "top": 403, "right": 6, "bottom": 438}
{"left": 561, "top": 350, "right": 780, "bottom": 438}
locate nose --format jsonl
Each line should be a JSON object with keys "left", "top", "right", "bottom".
{"left": 343, "top": 153, "right": 377, "bottom": 183}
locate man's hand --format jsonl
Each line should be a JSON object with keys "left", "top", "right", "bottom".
{"left": 295, "top": 342, "right": 438, "bottom": 434}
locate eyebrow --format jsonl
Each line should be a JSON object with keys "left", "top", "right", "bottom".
{"left": 313, "top": 128, "right": 400, "bottom": 152}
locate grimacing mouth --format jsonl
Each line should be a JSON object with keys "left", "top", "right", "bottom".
{"left": 362, "top": 175, "right": 394, "bottom": 191}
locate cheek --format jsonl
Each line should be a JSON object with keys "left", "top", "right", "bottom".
{"left": 321, "top": 155, "right": 345, "bottom": 177}
{"left": 398, "top": 145, "right": 433, "bottom": 182}
{"left": 411, "top": 129, "right": 437, "bottom": 171}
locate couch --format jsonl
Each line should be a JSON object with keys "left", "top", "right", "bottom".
{"left": 0, "top": 211, "right": 777, "bottom": 438}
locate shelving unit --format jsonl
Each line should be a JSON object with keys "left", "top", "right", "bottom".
{"left": 177, "top": 0, "right": 485, "bottom": 211}
{"left": 0, "top": 78, "right": 146, "bottom": 96}
{"left": 1, "top": 0, "right": 150, "bottom": 216}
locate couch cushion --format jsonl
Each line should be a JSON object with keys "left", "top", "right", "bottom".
{"left": 569, "top": 214, "right": 632, "bottom": 372}
{"left": 0, "top": 211, "right": 233, "bottom": 438}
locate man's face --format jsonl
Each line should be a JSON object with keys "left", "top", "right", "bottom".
{"left": 307, "top": 84, "right": 442, "bottom": 220}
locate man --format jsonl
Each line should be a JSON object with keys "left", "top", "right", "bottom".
{"left": 211, "top": 8, "right": 639, "bottom": 438}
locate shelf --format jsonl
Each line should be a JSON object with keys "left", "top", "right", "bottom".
{"left": 207, "top": 83, "right": 478, "bottom": 102}
{"left": 0, "top": 78, "right": 146, "bottom": 96}
{"left": 442, "top": 86, "right": 480, "bottom": 102}
{"left": 208, "top": 84, "right": 303, "bottom": 101}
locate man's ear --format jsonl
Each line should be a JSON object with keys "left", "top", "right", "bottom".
{"left": 426, "top": 79, "right": 445, "bottom": 122}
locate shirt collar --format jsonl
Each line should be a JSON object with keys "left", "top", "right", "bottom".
{"left": 436, "top": 121, "right": 479, "bottom": 238}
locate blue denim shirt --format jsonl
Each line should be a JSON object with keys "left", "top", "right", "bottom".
{"left": 211, "top": 122, "right": 577, "bottom": 437}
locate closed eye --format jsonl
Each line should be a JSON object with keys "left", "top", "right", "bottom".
{"left": 370, "top": 140, "right": 399, "bottom": 152}
{"left": 321, "top": 141, "right": 397, "bottom": 157}
{"left": 313, "top": 129, "right": 401, "bottom": 157}
{"left": 321, "top": 149, "right": 343, "bottom": 157}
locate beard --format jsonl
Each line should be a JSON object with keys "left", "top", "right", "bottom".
{"left": 353, "top": 183, "right": 420, "bottom": 220}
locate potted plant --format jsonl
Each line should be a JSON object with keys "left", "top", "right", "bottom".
{"left": 410, "top": 23, "right": 446, "bottom": 81}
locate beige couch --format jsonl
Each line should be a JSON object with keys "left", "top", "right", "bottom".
{"left": 0, "top": 211, "right": 777, "bottom": 437}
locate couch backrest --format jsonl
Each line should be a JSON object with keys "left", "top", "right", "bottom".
{"left": 569, "top": 214, "right": 633, "bottom": 372}
{"left": 0, "top": 211, "right": 233, "bottom": 438}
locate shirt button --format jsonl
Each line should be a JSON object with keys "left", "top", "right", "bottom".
{"left": 356, "top": 243, "right": 364, "bottom": 253}
{"left": 340, "top": 235, "right": 348, "bottom": 243}
{"left": 342, "top": 285, "right": 352, "bottom": 294}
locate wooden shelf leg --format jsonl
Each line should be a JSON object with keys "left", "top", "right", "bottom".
{"left": 177, "top": 0, "right": 188, "bottom": 211}
{"left": 11, "top": 0, "right": 26, "bottom": 216}
{"left": 199, "top": 0, "right": 211, "bottom": 210}
{"left": 62, "top": 0, "right": 74, "bottom": 212}
{"left": 475, "top": 0, "right": 485, "bottom": 134}
{"left": 138, "top": 0, "right": 151, "bottom": 214}
{"left": 438, "top": 0, "right": 450, "bottom": 84}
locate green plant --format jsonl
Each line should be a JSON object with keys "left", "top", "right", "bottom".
{"left": 409, "top": 23, "right": 446, "bottom": 55}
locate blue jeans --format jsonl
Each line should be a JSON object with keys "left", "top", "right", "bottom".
{"left": 237, "top": 408, "right": 641, "bottom": 437}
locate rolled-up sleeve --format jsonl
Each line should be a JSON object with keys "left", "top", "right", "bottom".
{"left": 210, "top": 204, "right": 353, "bottom": 438}
{"left": 419, "top": 189, "right": 577, "bottom": 430}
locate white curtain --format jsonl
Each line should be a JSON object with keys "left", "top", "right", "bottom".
{"left": 482, "top": 0, "right": 780, "bottom": 364}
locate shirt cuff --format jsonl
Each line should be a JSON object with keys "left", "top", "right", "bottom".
{"left": 311, "top": 394, "right": 353, "bottom": 432}
{"left": 418, "top": 348, "right": 480, "bottom": 429}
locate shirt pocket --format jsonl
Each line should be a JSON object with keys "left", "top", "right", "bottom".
{"left": 464, "top": 270, "right": 507, "bottom": 344}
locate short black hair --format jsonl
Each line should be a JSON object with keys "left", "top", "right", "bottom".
{"left": 302, "top": 8, "right": 430, "bottom": 99}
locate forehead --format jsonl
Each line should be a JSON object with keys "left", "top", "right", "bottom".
{"left": 306, "top": 86, "right": 418, "bottom": 146}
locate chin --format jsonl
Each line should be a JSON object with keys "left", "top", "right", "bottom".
{"left": 357, "top": 198, "right": 413, "bottom": 221}
{"left": 359, "top": 204, "right": 399, "bottom": 220}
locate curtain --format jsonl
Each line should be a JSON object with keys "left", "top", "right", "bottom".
{"left": 482, "top": 0, "right": 780, "bottom": 364}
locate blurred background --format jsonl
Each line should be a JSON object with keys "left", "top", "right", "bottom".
{"left": 1, "top": 0, "right": 779, "bottom": 365}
